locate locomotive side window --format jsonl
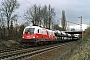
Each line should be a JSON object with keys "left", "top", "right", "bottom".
{"left": 39, "top": 29, "right": 42, "bottom": 34}
{"left": 37, "top": 29, "right": 42, "bottom": 34}
{"left": 38, "top": 29, "right": 39, "bottom": 33}
{"left": 25, "top": 28, "right": 35, "bottom": 34}
{"left": 43, "top": 30, "right": 46, "bottom": 34}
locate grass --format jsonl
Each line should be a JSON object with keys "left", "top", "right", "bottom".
{"left": 87, "top": 38, "right": 90, "bottom": 43}
{"left": 69, "top": 34, "right": 90, "bottom": 60}
{"left": 0, "top": 40, "right": 19, "bottom": 50}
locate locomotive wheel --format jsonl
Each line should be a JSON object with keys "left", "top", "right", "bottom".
{"left": 40, "top": 41, "right": 43, "bottom": 46}
{"left": 50, "top": 41, "right": 53, "bottom": 44}
{"left": 34, "top": 42, "right": 38, "bottom": 46}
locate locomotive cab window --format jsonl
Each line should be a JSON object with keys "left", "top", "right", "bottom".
{"left": 25, "top": 28, "right": 35, "bottom": 34}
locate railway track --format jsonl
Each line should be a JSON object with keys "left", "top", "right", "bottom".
{"left": 0, "top": 44, "right": 27, "bottom": 54}
{"left": 0, "top": 41, "right": 76, "bottom": 60}
{"left": 0, "top": 40, "right": 75, "bottom": 54}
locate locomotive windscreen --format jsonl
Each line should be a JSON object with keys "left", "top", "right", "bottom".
{"left": 24, "top": 28, "right": 35, "bottom": 34}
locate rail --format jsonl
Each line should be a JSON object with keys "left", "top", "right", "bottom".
{"left": 0, "top": 42, "right": 73, "bottom": 60}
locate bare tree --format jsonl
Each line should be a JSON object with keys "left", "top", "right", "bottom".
{"left": 41, "top": 5, "right": 48, "bottom": 27}
{"left": 41, "top": 5, "right": 55, "bottom": 29}
{"left": 48, "top": 4, "right": 55, "bottom": 29}
{"left": 71, "top": 28, "right": 75, "bottom": 31}
{"left": 24, "top": 4, "right": 41, "bottom": 26}
{"left": 0, "top": 11, "right": 5, "bottom": 28}
{"left": 24, "top": 4, "right": 56, "bottom": 28}
{"left": 61, "top": 10, "right": 67, "bottom": 30}
{"left": 1, "top": 0, "right": 20, "bottom": 35}
{"left": 0, "top": 8, "right": 6, "bottom": 39}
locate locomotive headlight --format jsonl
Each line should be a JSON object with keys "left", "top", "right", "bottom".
{"left": 22, "top": 36, "right": 24, "bottom": 38}
{"left": 32, "top": 36, "right": 35, "bottom": 38}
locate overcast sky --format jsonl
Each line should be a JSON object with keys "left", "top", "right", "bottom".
{"left": 16, "top": 0, "right": 90, "bottom": 25}
{"left": 0, "top": 0, "right": 90, "bottom": 29}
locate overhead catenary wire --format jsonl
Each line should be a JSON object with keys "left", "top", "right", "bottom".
{"left": 24, "top": 0, "right": 32, "bottom": 5}
{"left": 67, "top": 21, "right": 80, "bottom": 25}
{"left": 24, "top": 0, "right": 42, "bottom": 5}
{"left": 35, "top": 0, "right": 42, "bottom": 5}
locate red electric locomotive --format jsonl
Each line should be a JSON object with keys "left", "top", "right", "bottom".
{"left": 22, "top": 26, "right": 56, "bottom": 46}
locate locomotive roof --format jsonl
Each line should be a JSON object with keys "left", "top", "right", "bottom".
{"left": 25, "top": 26, "right": 42, "bottom": 29}
{"left": 25, "top": 26, "right": 55, "bottom": 32}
